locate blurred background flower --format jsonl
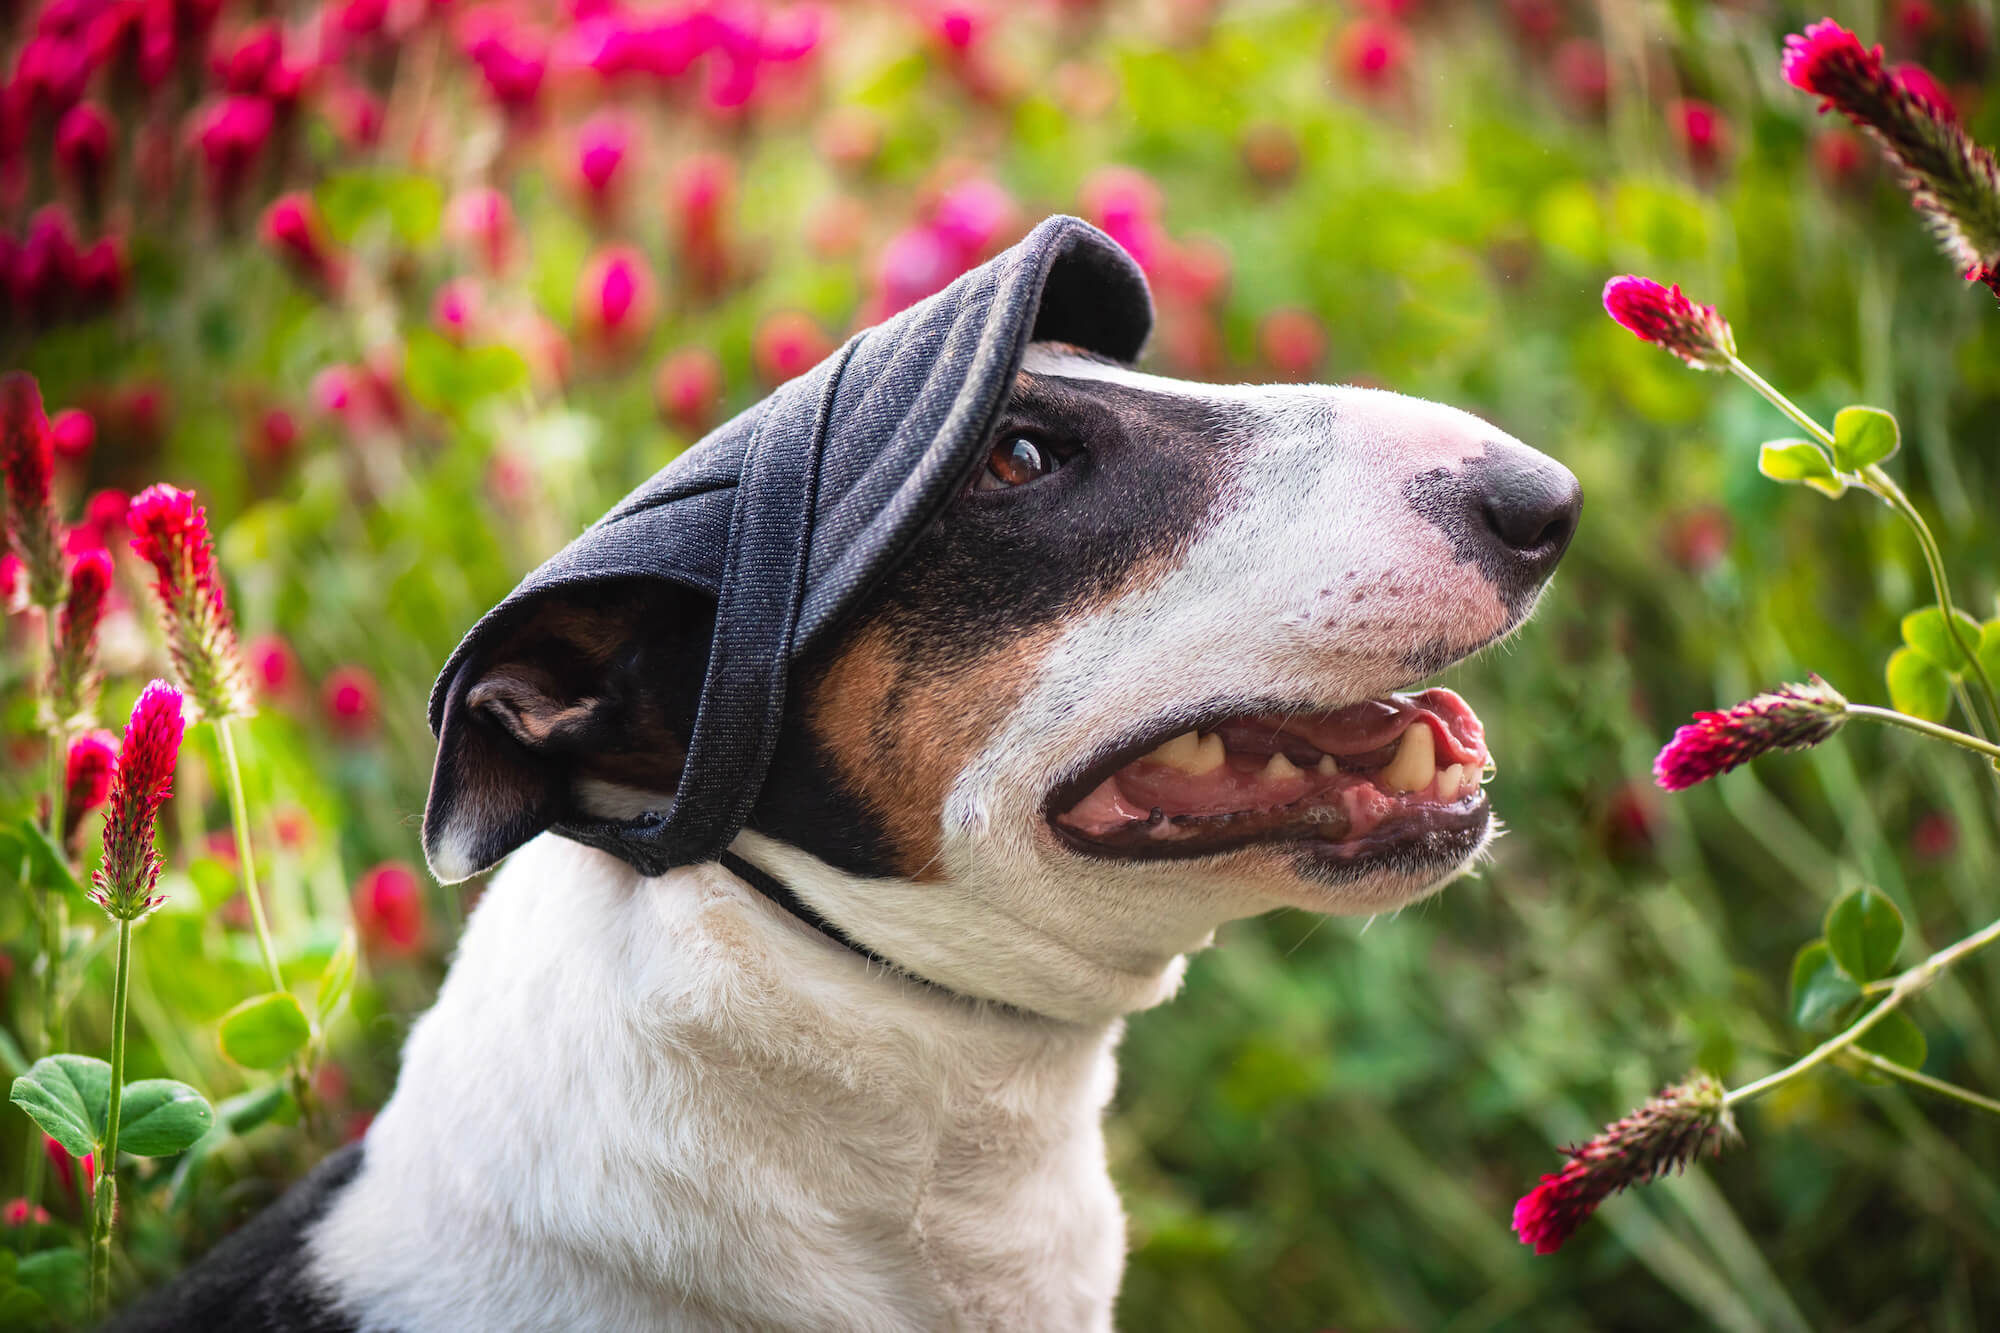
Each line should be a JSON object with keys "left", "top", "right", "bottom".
{"left": 2, "top": 1, "right": 1998, "bottom": 1328}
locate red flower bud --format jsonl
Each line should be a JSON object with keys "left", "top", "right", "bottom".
{"left": 2, "top": 372, "right": 63, "bottom": 609}
{"left": 431, "top": 278, "right": 482, "bottom": 344}
{"left": 261, "top": 193, "right": 340, "bottom": 286}
{"left": 49, "top": 545, "right": 113, "bottom": 725}
{"left": 246, "top": 631, "right": 297, "bottom": 698}
{"left": 3, "top": 1198, "right": 52, "bottom": 1227}
{"left": 63, "top": 727, "right": 118, "bottom": 841}
{"left": 354, "top": 861, "right": 426, "bottom": 955}
{"left": 1334, "top": 18, "right": 1408, "bottom": 97}
{"left": 90, "top": 679, "right": 185, "bottom": 921}
{"left": 930, "top": 177, "right": 1014, "bottom": 262}
{"left": 655, "top": 347, "right": 724, "bottom": 435}
{"left": 1813, "top": 128, "right": 1869, "bottom": 191}
{"left": 127, "top": 483, "right": 252, "bottom": 721}
{"left": 447, "top": 187, "right": 515, "bottom": 273}
{"left": 669, "top": 153, "right": 735, "bottom": 297}
{"left": 871, "top": 226, "right": 959, "bottom": 319}
{"left": 1552, "top": 38, "right": 1609, "bottom": 118}
{"left": 49, "top": 408, "right": 95, "bottom": 461}
{"left": 752, "top": 310, "right": 833, "bottom": 387}
{"left": 1259, "top": 309, "right": 1327, "bottom": 380}
{"left": 53, "top": 101, "right": 113, "bottom": 212}
{"left": 1079, "top": 165, "right": 1166, "bottom": 273}
{"left": 1601, "top": 275, "right": 1737, "bottom": 370}
{"left": 1670, "top": 99, "right": 1731, "bottom": 178}
{"left": 255, "top": 409, "right": 299, "bottom": 462}
{"left": 76, "top": 235, "right": 128, "bottom": 312}
{"left": 1653, "top": 676, "right": 1849, "bottom": 791}
{"left": 573, "top": 109, "right": 632, "bottom": 211}
{"left": 322, "top": 664, "right": 379, "bottom": 737}
{"left": 575, "top": 244, "right": 660, "bottom": 350}
{"left": 191, "top": 94, "right": 276, "bottom": 208}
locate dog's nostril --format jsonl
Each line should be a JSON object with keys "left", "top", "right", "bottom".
{"left": 1478, "top": 465, "right": 1582, "bottom": 558}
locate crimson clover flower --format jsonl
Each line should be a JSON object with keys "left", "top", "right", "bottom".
{"left": 1, "top": 372, "right": 64, "bottom": 611}
{"left": 1601, "top": 276, "right": 1737, "bottom": 370}
{"left": 90, "top": 680, "right": 186, "bottom": 922}
{"left": 1653, "top": 675, "right": 1849, "bottom": 792}
{"left": 48, "top": 546, "right": 113, "bottom": 727}
{"left": 127, "top": 484, "right": 253, "bottom": 721}
{"left": 1513, "top": 1074, "right": 1737, "bottom": 1255}
{"left": 63, "top": 728, "right": 117, "bottom": 843}
{"left": 1782, "top": 19, "right": 2000, "bottom": 298}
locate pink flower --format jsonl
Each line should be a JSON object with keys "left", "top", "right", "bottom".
{"left": 127, "top": 483, "right": 252, "bottom": 721}
{"left": 1552, "top": 38, "right": 1609, "bottom": 117}
{"left": 930, "top": 177, "right": 1015, "bottom": 261}
{"left": 1813, "top": 128, "right": 1868, "bottom": 190}
{"left": 655, "top": 347, "right": 724, "bottom": 435}
{"left": 752, "top": 311, "right": 834, "bottom": 387}
{"left": 1514, "top": 1075, "right": 1736, "bottom": 1255}
{"left": 354, "top": 861, "right": 427, "bottom": 955}
{"left": 1160, "top": 236, "right": 1231, "bottom": 308}
{"left": 669, "top": 153, "right": 735, "bottom": 297}
{"left": 214, "top": 21, "right": 282, "bottom": 93}
{"left": 1781, "top": 19, "right": 2000, "bottom": 285}
{"left": 89, "top": 679, "right": 185, "bottom": 921}
{"left": 12, "top": 207, "right": 82, "bottom": 323}
{"left": 1079, "top": 165, "right": 1166, "bottom": 272}
{"left": 573, "top": 110, "right": 632, "bottom": 209}
{"left": 53, "top": 101, "right": 113, "bottom": 209}
{"left": 245, "top": 632, "right": 297, "bottom": 698}
{"left": 1, "top": 554, "right": 22, "bottom": 612}
{"left": 575, "top": 245, "right": 660, "bottom": 349}
{"left": 191, "top": 94, "right": 276, "bottom": 207}
{"left": 871, "top": 226, "right": 959, "bottom": 318}
{"left": 1671, "top": 99, "right": 1731, "bottom": 177}
{"left": 928, "top": 5, "right": 986, "bottom": 54}
{"left": 63, "top": 727, "right": 118, "bottom": 841}
{"left": 447, "top": 187, "right": 515, "bottom": 273}
{"left": 76, "top": 235, "right": 127, "bottom": 312}
{"left": 1259, "top": 309, "right": 1327, "bottom": 380}
{"left": 1891, "top": 62, "right": 1955, "bottom": 122}
{"left": 322, "top": 664, "right": 379, "bottom": 737}
{"left": 328, "top": 82, "right": 385, "bottom": 148}
{"left": 48, "top": 408, "right": 95, "bottom": 461}
{"left": 1653, "top": 676, "right": 1849, "bottom": 792}
{"left": 82, "top": 488, "right": 128, "bottom": 544}
{"left": 1601, "top": 276, "right": 1737, "bottom": 370}
{"left": 2, "top": 372, "right": 63, "bottom": 610}
{"left": 431, "top": 278, "right": 482, "bottom": 344}
{"left": 459, "top": 7, "right": 549, "bottom": 113}
{"left": 49, "top": 546, "right": 113, "bottom": 725}
{"left": 261, "top": 192, "right": 340, "bottom": 286}
{"left": 1335, "top": 18, "right": 1408, "bottom": 97}
{"left": 1503, "top": 0, "right": 1565, "bottom": 50}
{"left": 3, "top": 1198, "right": 51, "bottom": 1227}
{"left": 255, "top": 409, "right": 299, "bottom": 462}
{"left": 43, "top": 1138, "right": 93, "bottom": 1207}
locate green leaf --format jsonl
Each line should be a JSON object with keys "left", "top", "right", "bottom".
{"left": 1831, "top": 405, "right": 1900, "bottom": 470}
{"left": 1885, "top": 646, "right": 1951, "bottom": 722}
{"left": 1856, "top": 1010, "right": 1928, "bottom": 1071}
{"left": 6, "top": 818, "right": 83, "bottom": 900}
{"left": 9, "top": 1055, "right": 110, "bottom": 1157}
{"left": 315, "top": 928, "right": 358, "bottom": 1023}
{"left": 1824, "top": 887, "right": 1904, "bottom": 982}
{"left": 1901, "top": 606, "right": 1982, "bottom": 674}
{"left": 1976, "top": 620, "right": 2000, "bottom": 686}
{"left": 402, "top": 329, "right": 529, "bottom": 418}
{"left": 315, "top": 171, "right": 444, "bottom": 247}
{"left": 17, "top": 1247, "right": 87, "bottom": 1323}
{"left": 1789, "top": 941, "right": 1861, "bottom": 1031}
{"left": 116, "top": 1080, "right": 215, "bottom": 1157}
{"left": 218, "top": 1083, "right": 291, "bottom": 1136}
{"left": 217, "top": 992, "right": 312, "bottom": 1070}
{"left": 1757, "top": 440, "right": 1845, "bottom": 498}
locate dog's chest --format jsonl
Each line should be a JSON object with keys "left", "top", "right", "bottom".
{"left": 307, "top": 841, "right": 1127, "bottom": 1332}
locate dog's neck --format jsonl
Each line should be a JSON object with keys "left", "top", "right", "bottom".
{"left": 308, "top": 835, "right": 1130, "bottom": 1331}
{"left": 733, "top": 831, "right": 1208, "bottom": 1024}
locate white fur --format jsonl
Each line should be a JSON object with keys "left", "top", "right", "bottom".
{"left": 314, "top": 353, "right": 1563, "bottom": 1329}
{"left": 311, "top": 836, "right": 1127, "bottom": 1332}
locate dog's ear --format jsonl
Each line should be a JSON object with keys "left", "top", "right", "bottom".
{"left": 421, "top": 581, "right": 706, "bottom": 882}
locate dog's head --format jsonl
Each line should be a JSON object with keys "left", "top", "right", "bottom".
{"left": 423, "top": 226, "right": 1579, "bottom": 1022}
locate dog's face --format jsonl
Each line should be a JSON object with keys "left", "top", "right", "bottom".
{"left": 431, "top": 343, "right": 1578, "bottom": 1017}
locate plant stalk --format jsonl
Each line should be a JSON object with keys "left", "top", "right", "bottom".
{"left": 1846, "top": 704, "right": 2000, "bottom": 762}
{"left": 216, "top": 718, "right": 284, "bottom": 995}
{"left": 88, "top": 917, "right": 132, "bottom": 1318}
{"left": 1848, "top": 1048, "right": 2000, "bottom": 1117}
{"left": 1726, "top": 916, "right": 2000, "bottom": 1108}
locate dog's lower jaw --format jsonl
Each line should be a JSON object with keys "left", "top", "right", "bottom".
{"left": 306, "top": 835, "right": 1127, "bottom": 1333}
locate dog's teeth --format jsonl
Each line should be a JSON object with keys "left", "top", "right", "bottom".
{"left": 1262, "top": 752, "right": 1300, "bottom": 781}
{"left": 1316, "top": 754, "right": 1337, "bottom": 777}
{"left": 1149, "top": 731, "right": 1226, "bottom": 774}
{"left": 1438, "top": 763, "right": 1464, "bottom": 801}
{"left": 1379, "top": 724, "right": 1436, "bottom": 793}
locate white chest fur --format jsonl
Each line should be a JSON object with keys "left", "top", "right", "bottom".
{"left": 307, "top": 836, "right": 1130, "bottom": 1332}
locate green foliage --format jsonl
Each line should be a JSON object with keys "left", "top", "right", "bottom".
{"left": 1900, "top": 607, "right": 1983, "bottom": 675}
{"left": 1885, "top": 646, "right": 1952, "bottom": 722}
{"left": 216, "top": 994, "right": 313, "bottom": 1072}
{"left": 9, "top": 1058, "right": 109, "bottom": 1160}
{"left": 1788, "top": 943, "right": 1860, "bottom": 1032}
{"left": 1824, "top": 888, "right": 1904, "bottom": 984}
{"left": 1829, "top": 406, "right": 1899, "bottom": 472}
{"left": 1756, "top": 440, "right": 1844, "bottom": 498}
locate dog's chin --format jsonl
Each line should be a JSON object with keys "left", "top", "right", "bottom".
{"left": 1273, "top": 800, "right": 1494, "bottom": 914}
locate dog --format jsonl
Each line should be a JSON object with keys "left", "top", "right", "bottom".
{"left": 112, "top": 220, "right": 1578, "bottom": 1331}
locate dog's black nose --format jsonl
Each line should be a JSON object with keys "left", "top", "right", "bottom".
{"left": 1408, "top": 440, "right": 1582, "bottom": 610}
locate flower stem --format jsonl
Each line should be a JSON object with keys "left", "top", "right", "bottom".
{"left": 1848, "top": 1048, "right": 2000, "bottom": 1117}
{"left": 88, "top": 917, "right": 132, "bottom": 1318}
{"left": 25, "top": 618, "right": 67, "bottom": 1219}
{"left": 1725, "top": 356, "right": 2000, "bottom": 742}
{"left": 1846, "top": 703, "right": 2000, "bottom": 761}
{"left": 216, "top": 717, "right": 284, "bottom": 995}
{"left": 1726, "top": 916, "right": 2000, "bottom": 1108}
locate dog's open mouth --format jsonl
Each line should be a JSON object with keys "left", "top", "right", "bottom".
{"left": 1048, "top": 689, "right": 1491, "bottom": 861}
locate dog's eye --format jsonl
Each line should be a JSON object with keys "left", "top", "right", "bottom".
{"left": 975, "top": 435, "right": 1065, "bottom": 491}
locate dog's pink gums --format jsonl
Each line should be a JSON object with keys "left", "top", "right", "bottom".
{"left": 1055, "top": 689, "right": 1489, "bottom": 849}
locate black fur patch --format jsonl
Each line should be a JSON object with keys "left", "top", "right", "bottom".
{"left": 102, "top": 1145, "right": 365, "bottom": 1333}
